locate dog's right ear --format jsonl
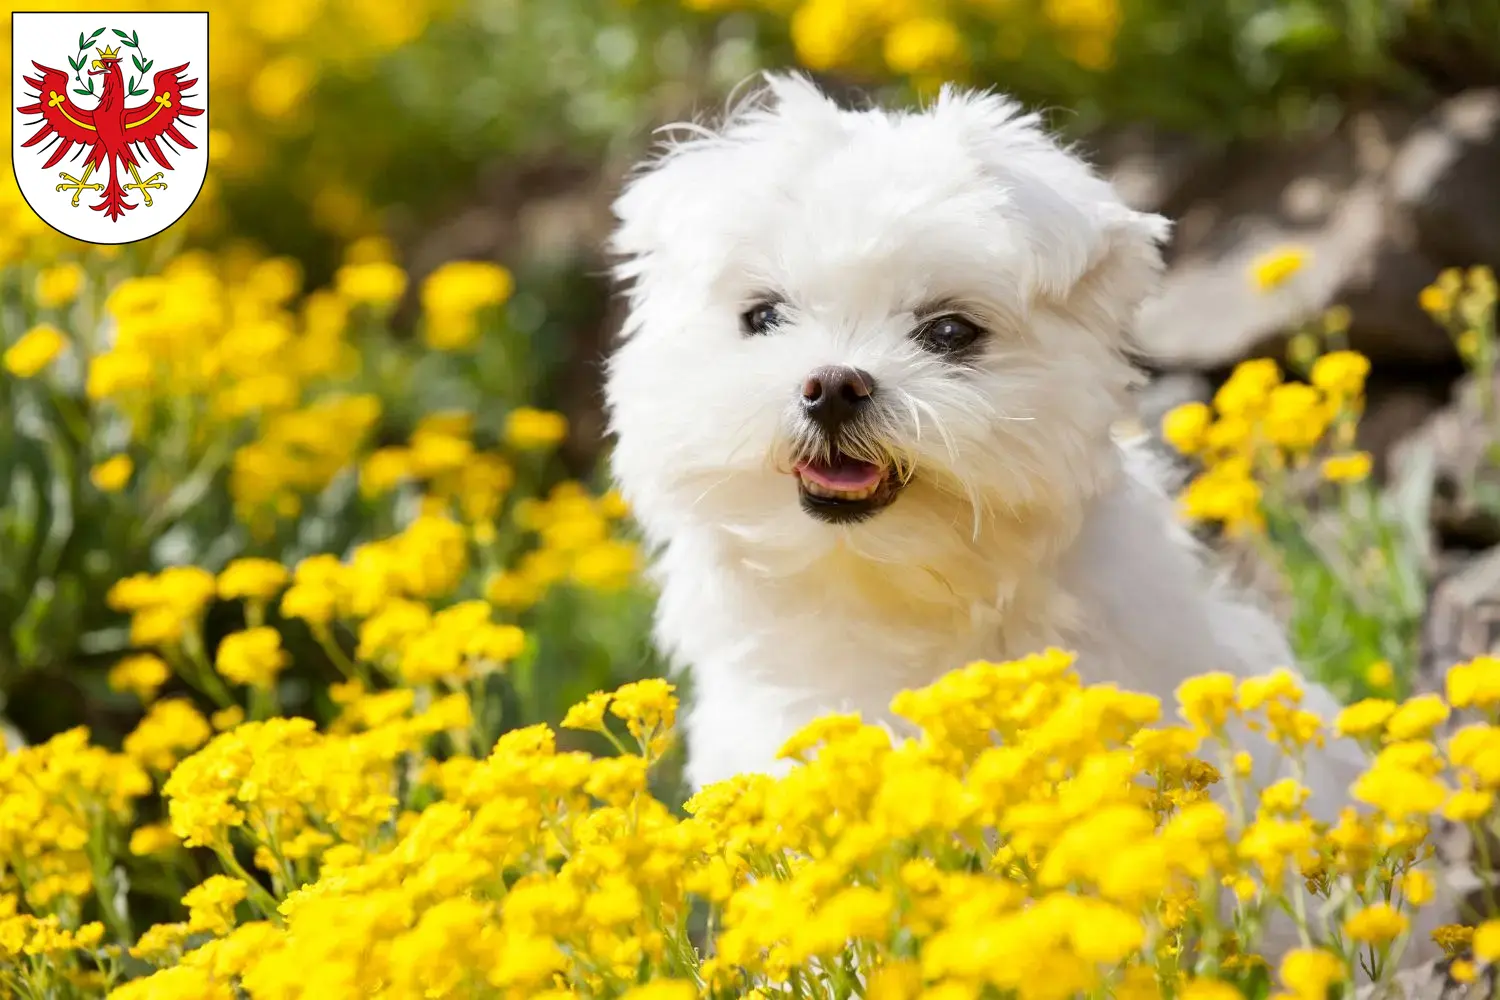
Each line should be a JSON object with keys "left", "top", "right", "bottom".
{"left": 610, "top": 72, "right": 841, "bottom": 295}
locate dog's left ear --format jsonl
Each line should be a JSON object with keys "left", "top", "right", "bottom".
{"left": 932, "top": 85, "right": 1171, "bottom": 343}
{"left": 1068, "top": 202, "right": 1173, "bottom": 350}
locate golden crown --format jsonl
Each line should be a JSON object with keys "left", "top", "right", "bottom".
{"left": 95, "top": 44, "right": 120, "bottom": 60}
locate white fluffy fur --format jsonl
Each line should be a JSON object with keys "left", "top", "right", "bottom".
{"left": 603, "top": 72, "right": 1457, "bottom": 964}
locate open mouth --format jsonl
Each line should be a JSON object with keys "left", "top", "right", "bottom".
{"left": 794, "top": 451, "right": 903, "bottom": 524}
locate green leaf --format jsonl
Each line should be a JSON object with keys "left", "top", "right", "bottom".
{"left": 72, "top": 87, "right": 91, "bottom": 97}
{"left": 88, "top": 27, "right": 106, "bottom": 40}
{"left": 127, "top": 75, "right": 136, "bottom": 93}
{"left": 78, "top": 32, "right": 87, "bottom": 50}
{"left": 68, "top": 55, "right": 82, "bottom": 71}
{"left": 141, "top": 60, "right": 153, "bottom": 73}
{"left": 111, "top": 29, "right": 130, "bottom": 40}
{"left": 132, "top": 55, "right": 145, "bottom": 74}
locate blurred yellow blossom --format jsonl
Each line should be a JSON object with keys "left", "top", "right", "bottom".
{"left": 1278, "top": 948, "right": 1345, "bottom": 1000}
{"left": 108, "top": 654, "right": 171, "bottom": 703}
{"left": 215, "top": 628, "right": 290, "bottom": 691}
{"left": 883, "top": 17, "right": 964, "bottom": 75}
{"left": 421, "top": 260, "right": 513, "bottom": 350}
{"left": 1320, "top": 451, "right": 1372, "bottom": 484}
{"left": 90, "top": 455, "right": 134, "bottom": 492}
{"left": 1475, "top": 919, "right": 1500, "bottom": 961}
{"left": 1343, "top": 902, "right": 1408, "bottom": 944}
{"left": 35, "top": 262, "right": 85, "bottom": 308}
{"left": 1161, "top": 401, "right": 1212, "bottom": 455}
{"left": 5, "top": 323, "right": 67, "bottom": 377}
{"left": 217, "top": 559, "right": 290, "bottom": 602}
{"left": 1250, "top": 246, "right": 1310, "bottom": 293}
{"left": 334, "top": 261, "right": 407, "bottom": 307}
{"left": 505, "top": 407, "right": 569, "bottom": 450}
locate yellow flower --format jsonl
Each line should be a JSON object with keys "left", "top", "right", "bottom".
{"left": 1320, "top": 451, "right": 1372, "bottom": 484}
{"left": 215, "top": 627, "right": 290, "bottom": 691}
{"left": 218, "top": 558, "right": 290, "bottom": 602}
{"left": 1335, "top": 698, "right": 1396, "bottom": 739}
{"left": 420, "top": 260, "right": 513, "bottom": 350}
{"left": 182, "top": 875, "right": 248, "bottom": 936}
{"left": 561, "top": 691, "right": 613, "bottom": 733}
{"left": 1442, "top": 787, "right": 1494, "bottom": 822}
{"left": 1457, "top": 328, "right": 1482, "bottom": 362}
{"left": 1262, "top": 382, "right": 1330, "bottom": 452}
{"left": 1213, "top": 358, "right": 1283, "bottom": 417}
{"left": 1418, "top": 282, "right": 1451, "bottom": 316}
{"left": 619, "top": 983, "right": 697, "bottom": 1000}
{"left": 1472, "top": 919, "right": 1500, "bottom": 962}
{"left": 1398, "top": 869, "right": 1436, "bottom": 907}
{"left": 124, "top": 699, "right": 212, "bottom": 773}
{"left": 1309, "top": 349, "right": 1370, "bottom": 399}
{"left": 790, "top": 0, "right": 865, "bottom": 71}
{"left": 1161, "top": 401, "right": 1212, "bottom": 455}
{"left": 1250, "top": 246, "right": 1311, "bottom": 293}
{"left": 1385, "top": 693, "right": 1450, "bottom": 741}
{"left": 505, "top": 407, "right": 569, "bottom": 450}
{"left": 128, "top": 822, "right": 180, "bottom": 856}
{"left": 1344, "top": 902, "right": 1409, "bottom": 945}
{"left": 1176, "top": 672, "right": 1238, "bottom": 735}
{"left": 5, "top": 323, "right": 67, "bottom": 377}
{"left": 90, "top": 454, "right": 134, "bottom": 492}
{"left": 1279, "top": 947, "right": 1346, "bottom": 1000}
{"left": 1447, "top": 655, "right": 1500, "bottom": 710}
{"left": 36, "top": 262, "right": 85, "bottom": 308}
{"left": 1432, "top": 924, "right": 1474, "bottom": 957}
{"left": 1180, "top": 981, "right": 1243, "bottom": 1000}
{"left": 1364, "top": 660, "right": 1395, "bottom": 691}
{"left": 334, "top": 261, "right": 407, "bottom": 307}
{"left": 108, "top": 653, "right": 171, "bottom": 703}
{"left": 883, "top": 17, "right": 963, "bottom": 75}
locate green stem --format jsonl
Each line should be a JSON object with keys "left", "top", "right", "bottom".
{"left": 212, "top": 844, "right": 282, "bottom": 923}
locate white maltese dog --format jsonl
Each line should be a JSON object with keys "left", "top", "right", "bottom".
{"left": 602, "top": 73, "right": 1371, "bottom": 805}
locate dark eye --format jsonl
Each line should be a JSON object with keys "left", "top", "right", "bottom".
{"left": 741, "top": 301, "right": 782, "bottom": 336}
{"left": 914, "top": 314, "right": 984, "bottom": 354}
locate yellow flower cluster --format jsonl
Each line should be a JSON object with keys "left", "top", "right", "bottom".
{"left": 1421, "top": 267, "right": 1498, "bottom": 418}
{"left": 1161, "top": 350, "right": 1371, "bottom": 534}
{"left": 420, "top": 260, "right": 515, "bottom": 351}
{"left": 683, "top": 0, "right": 1122, "bottom": 82}
{"left": 5, "top": 650, "right": 1497, "bottom": 998}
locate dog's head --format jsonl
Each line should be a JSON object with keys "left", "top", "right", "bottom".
{"left": 604, "top": 74, "right": 1169, "bottom": 572}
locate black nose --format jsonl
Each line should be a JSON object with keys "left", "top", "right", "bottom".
{"left": 800, "top": 365, "right": 875, "bottom": 433}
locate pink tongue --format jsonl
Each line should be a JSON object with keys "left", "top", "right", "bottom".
{"left": 797, "top": 458, "right": 882, "bottom": 491}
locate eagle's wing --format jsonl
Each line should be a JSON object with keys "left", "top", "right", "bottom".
{"left": 123, "top": 63, "right": 204, "bottom": 170}
{"left": 16, "top": 62, "right": 99, "bottom": 169}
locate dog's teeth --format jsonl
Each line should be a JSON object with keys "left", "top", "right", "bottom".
{"left": 801, "top": 477, "right": 882, "bottom": 501}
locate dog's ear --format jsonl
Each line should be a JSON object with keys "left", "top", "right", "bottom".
{"left": 1068, "top": 203, "right": 1172, "bottom": 352}
{"left": 931, "top": 85, "right": 1171, "bottom": 340}
{"left": 610, "top": 73, "right": 841, "bottom": 294}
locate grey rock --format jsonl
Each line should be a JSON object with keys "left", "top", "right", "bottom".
{"left": 1085, "top": 126, "right": 1228, "bottom": 215}
{"left": 1390, "top": 374, "right": 1500, "bottom": 551}
{"left": 1133, "top": 107, "right": 1451, "bottom": 369}
{"left": 1389, "top": 89, "right": 1500, "bottom": 271}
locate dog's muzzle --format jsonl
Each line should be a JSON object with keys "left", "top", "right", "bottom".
{"left": 792, "top": 365, "right": 905, "bottom": 524}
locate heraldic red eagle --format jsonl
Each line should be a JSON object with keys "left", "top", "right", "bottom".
{"left": 16, "top": 45, "right": 203, "bottom": 221}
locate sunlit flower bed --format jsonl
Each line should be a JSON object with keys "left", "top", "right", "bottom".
{"left": 2, "top": 642, "right": 1499, "bottom": 998}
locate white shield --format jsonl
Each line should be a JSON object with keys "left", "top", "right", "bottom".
{"left": 11, "top": 11, "right": 209, "bottom": 245}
